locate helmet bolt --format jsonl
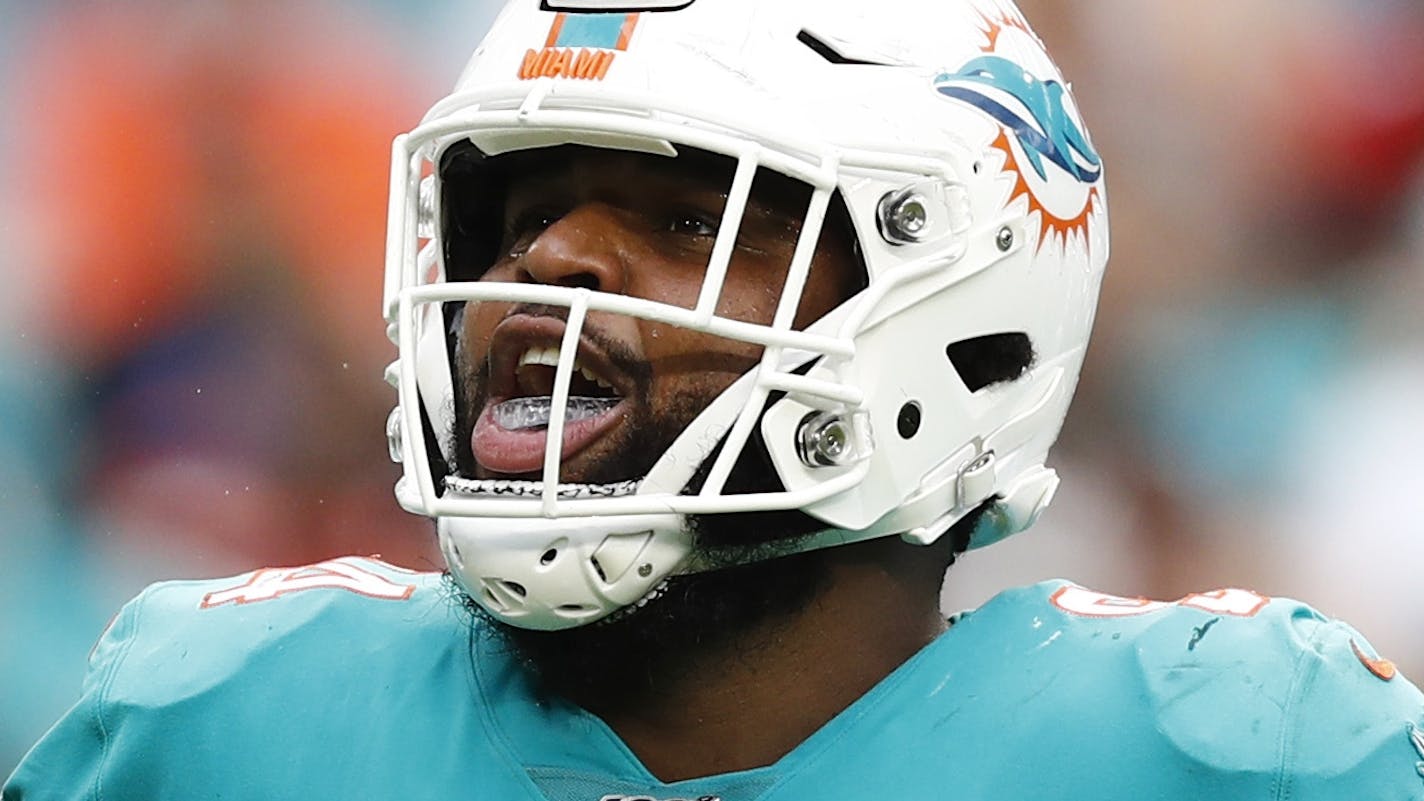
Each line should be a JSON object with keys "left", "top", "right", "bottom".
{"left": 890, "top": 196, "right": 927, "bottom": 236}
{"left": 877, "top": 189, "right": 933, "bottom": 245}
{"left": 797, "top": 412, "right": 856, "bottom": 468}
{"left": 637, "top": 563, "right": 653, "bottom": 578}
{"left": 996, "top": 226, "right": 1014, "bottom": 252}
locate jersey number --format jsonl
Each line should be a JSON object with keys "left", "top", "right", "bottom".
{"left": 201, "top": 558, "right": 417, "bottom": 608}
{"left": 1050, "top": 586, "right": 1269, "bottom": 619}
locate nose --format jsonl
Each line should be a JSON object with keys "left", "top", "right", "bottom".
{"left": 519, "top": 203, "right": 630, "bottom": 294}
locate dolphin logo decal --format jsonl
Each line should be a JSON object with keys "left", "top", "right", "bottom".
{"left": 935, "top": 55, "right": 1100, "bottom": 185}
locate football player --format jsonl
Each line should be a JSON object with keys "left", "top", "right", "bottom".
{"left": 8, "top": 0, "right": 1424, "bottom": 797}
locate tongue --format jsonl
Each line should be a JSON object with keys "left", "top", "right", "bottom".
{"left": 472, "top": 396, "right": 624, "bottom": 474}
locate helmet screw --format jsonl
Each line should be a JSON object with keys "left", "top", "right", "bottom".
{"left": 877, "top": 188, "right": 933, "bottom": 245}
{"left": 891, "top": 196, "right": 928, "bottom": 236}
{"left": 797, "top": 412, "right": 856, "bottom": 468}
{"left": 637, "top": 563, "right": 653, "bottom": 578}
{"left": 996, "top": 226, "right": 1014, "bottom": 252}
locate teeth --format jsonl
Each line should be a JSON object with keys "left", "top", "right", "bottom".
{"left": 493, "top": 396, "right": 622, "bottom": 431}
{"left": 580, "top": 365, "right": 615, "bottom": 390}
{"left": 516, "top": 345, "right": 615, "bottom": 389}
{"left": 518, "top": 346, "right": 560, "bottom": 368}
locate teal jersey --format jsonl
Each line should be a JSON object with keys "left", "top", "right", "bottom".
{"left": 7, "top": 556, "right": 1424, "bottom": 799}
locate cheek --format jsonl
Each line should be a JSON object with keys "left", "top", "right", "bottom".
{"left": 794, "top": 250, "right": 858, "bottom": 328}
{"left": 460, "top": 301, "right": 509, "bottom": 369}
{"left": 709, "top": 265, "right": 787, "bottom": 327}
{"left": 624, "top": 266, "right": 704, "bottom": 314}
{"left": 640, "top": 321, "right": 765, "bottom": 406}
{"left": 624, "top": 268, "right": 771, "bottom": 376}
{"left": 635, "top": 258, "right": 792, "bottom": 394}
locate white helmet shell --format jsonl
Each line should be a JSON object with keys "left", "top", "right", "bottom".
{"left": 384, "top": 0, "right": 1108, "bottom": 629}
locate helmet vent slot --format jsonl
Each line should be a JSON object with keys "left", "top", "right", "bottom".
{"left": 796, "top": 30, "right": 892, "bottom": 67}
{"left": 481, "top": 580, "right": 527, "bottom": 613}
{"left": 945, "top": 333, "right": 1035, "bottom": 392}
{"left": 481, "top": 578, "right": 527, "bottom": 603}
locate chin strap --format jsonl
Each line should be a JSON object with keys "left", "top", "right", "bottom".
{"left": 439, "top": 509, "right": 693, "bottom": 631}
{"left": 443, "top": 475, "right": 642, "bottom": 499}
{"left": 960, "top": 365, "right": 1068, "bottom": 549}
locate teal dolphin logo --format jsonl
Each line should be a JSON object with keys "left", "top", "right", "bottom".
{"left": 935, "top": 55, "right": 1100, "bottom": 185}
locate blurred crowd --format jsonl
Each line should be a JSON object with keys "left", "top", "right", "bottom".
{"left": 3, "top": 0, "right": 1422, "bottom": 775}
{"left": 0, "top": 0, "right": 496, "bottom": 771}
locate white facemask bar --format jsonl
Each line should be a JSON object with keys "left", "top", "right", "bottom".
{"left": 392, "top": 287, "right": 865, "bottom": 519}
{"left": 386, "top": 81, "right": 969, "bottom": 522}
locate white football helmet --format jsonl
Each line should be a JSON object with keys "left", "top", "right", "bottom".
{"left": 384, "top": 0, "right": 1109, "bottom": 630}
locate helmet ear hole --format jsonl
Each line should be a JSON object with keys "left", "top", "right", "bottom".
{"left": 896, "top": 401, "right": 922, "bottom": 439}
{"left": 945, "top": 332, "right": 1034, "bottom": 392}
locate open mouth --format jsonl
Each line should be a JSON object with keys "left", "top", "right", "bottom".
{"left": 471, "top": 319, "right": 634, "bottom": 477}
{"left": 490, "top": 345, "right": 623, "bottom": 430}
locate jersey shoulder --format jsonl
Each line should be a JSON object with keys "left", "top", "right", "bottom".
{"left": 110, "top": 555, "right": 444, "bottom": 672}
{"left": 3, "top": 557, "right": 535, "bottom": 800}
{"left": 98, "top": 556, "right": 456, "bottom": 707}
{"left": 971, "top": 580, "right": 1424, "bottom": 797}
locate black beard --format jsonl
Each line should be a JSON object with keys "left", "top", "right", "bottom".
{"left": 452, "top": 374, "right": 837, "bottom": 709}
{"left": 453, "top": 496, "right": 983, "bottom": 713}
{"left": 456, "top": 524, "right": 832, "bottom": 711}
{"left": 447, "top": 309, "right": 857, "bottom": 710}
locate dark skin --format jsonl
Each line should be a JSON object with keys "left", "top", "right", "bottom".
{"left": 453, "top": 146, "right": 857, "bottom": 483}
{"left": 453, "top": 147, "right": 954, "bottom": 781}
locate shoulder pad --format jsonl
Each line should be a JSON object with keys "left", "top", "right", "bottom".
{"left": 99, "top": 557, "right": 453, "bottom": 708}
{"left": 1030, "top": 582, "right": 1424, "bottom": 796}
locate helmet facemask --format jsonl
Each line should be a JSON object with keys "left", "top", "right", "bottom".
{"left": 387, "top": 108, "right": 893, "bottom": 628}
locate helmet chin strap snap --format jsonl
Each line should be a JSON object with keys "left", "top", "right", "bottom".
{"left": 968, "top": 465, "right": 1059, "bottom": 549}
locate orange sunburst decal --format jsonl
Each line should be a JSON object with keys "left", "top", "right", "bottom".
{"left": 991, "top": 128, "right": 1101, "bottom": 254}
{"left": 974, "top": 6, "right": 1040, "bottom": 54}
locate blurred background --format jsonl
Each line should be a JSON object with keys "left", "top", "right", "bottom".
{"left": 2, "top": 0, "right": 1422, "bottom": 775}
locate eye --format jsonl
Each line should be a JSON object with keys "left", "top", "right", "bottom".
{"left": 667, "top": 211, "right": 718, "bottom": 237}
{"left": 504, "top": 207, "right": 563, "bottom": 254}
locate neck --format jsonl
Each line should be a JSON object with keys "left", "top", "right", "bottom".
{"left": 573, "top": 537, "right": 952, "bottom": 782}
